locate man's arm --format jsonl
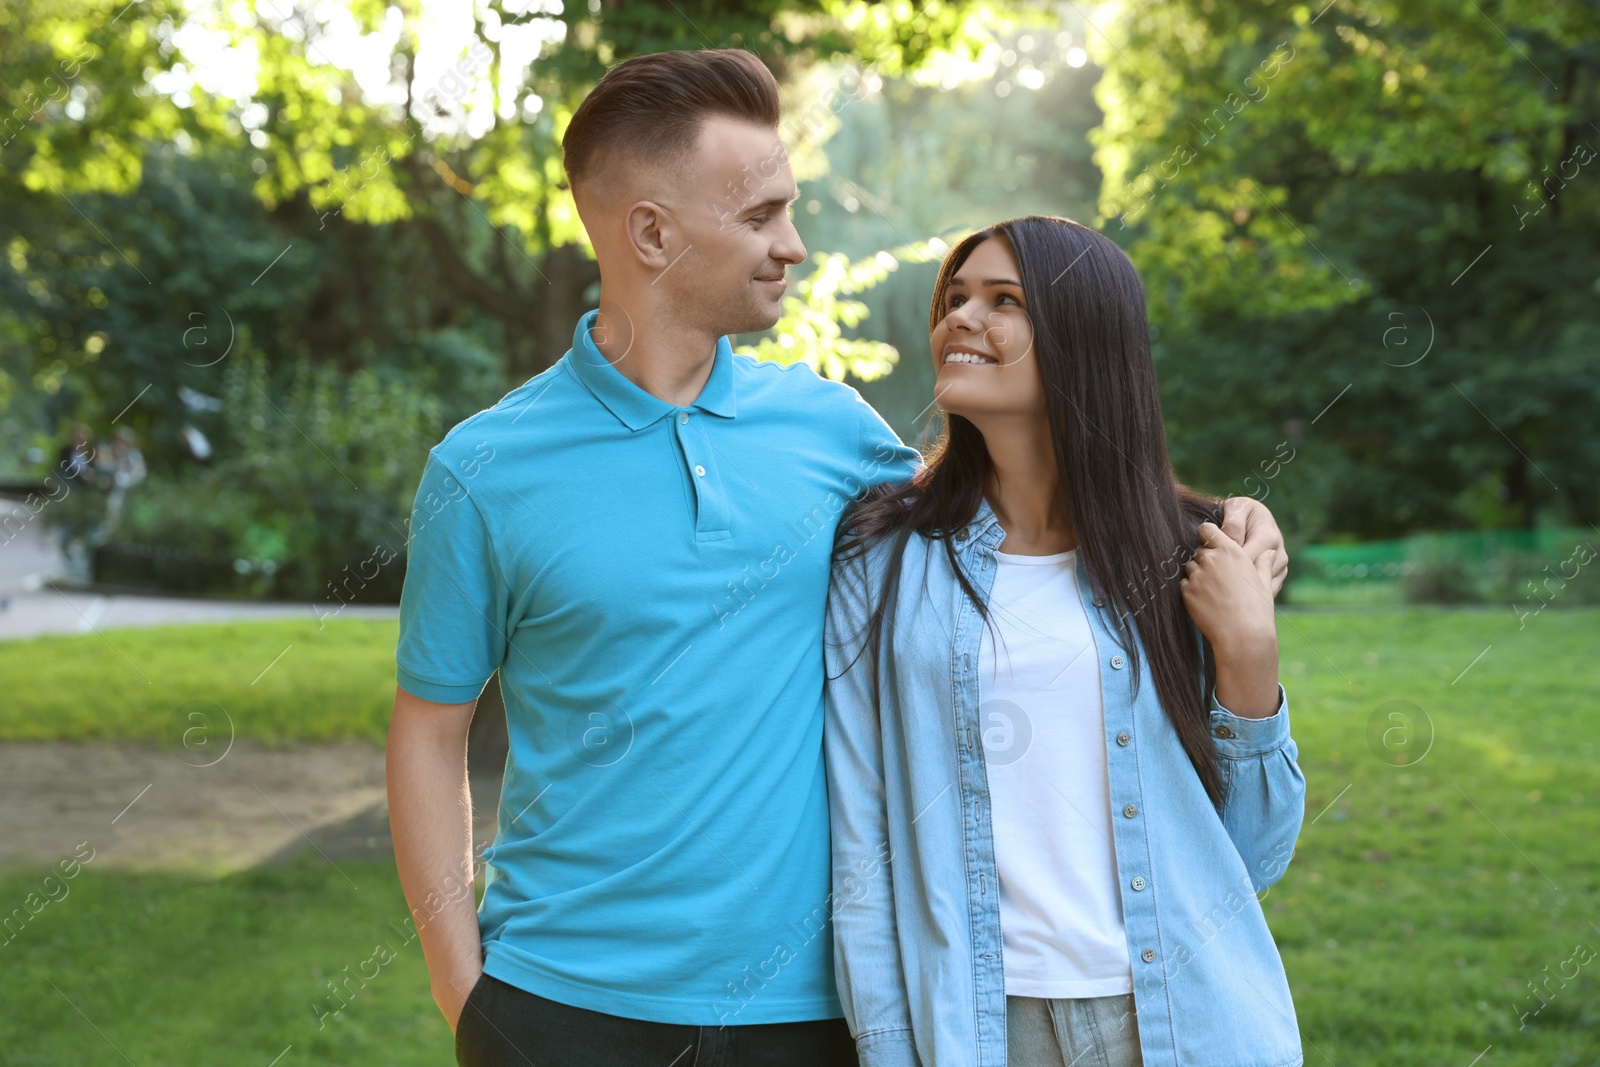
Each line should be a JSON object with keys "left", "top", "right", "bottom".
{"left": 385, "top": 684, "right": 483, "bottom": 1035}
{"left": 1220, "top": 496, "right": 1289, "bottom": 596}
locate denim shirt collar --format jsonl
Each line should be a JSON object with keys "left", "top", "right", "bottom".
{"left": 955, "top": 494, "right": 1110, "bottom": 601}
{"left": 955, "top": 494, "right": 1007, "bottom": 550}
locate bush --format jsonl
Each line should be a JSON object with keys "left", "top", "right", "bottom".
{"left": 1400, "top": 556, "right": 1479, "bottom": 604}
{"left": 1483, "top": 542, "right": 1600, "bottom": 608}
{"left": 90, "top": 345, "right": 442, "bottom": 602}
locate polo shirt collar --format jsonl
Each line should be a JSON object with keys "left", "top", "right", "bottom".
{"left": 567, "top": 309, "right": 738, "bottom": 431}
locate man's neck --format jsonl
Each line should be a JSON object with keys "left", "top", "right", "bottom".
{"left": 592, "top": 292, "right": 721, "bottom": 408}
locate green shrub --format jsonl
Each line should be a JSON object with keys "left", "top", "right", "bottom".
{"left": 87, "top": 345, "right": 442, "bottom": 602}
{"left": 1400, "top": 556, "right": 1479, "bottom": 604}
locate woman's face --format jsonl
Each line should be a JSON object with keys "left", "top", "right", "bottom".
{"left": 929, "top": 234, "right": 1043, "bottom": 421}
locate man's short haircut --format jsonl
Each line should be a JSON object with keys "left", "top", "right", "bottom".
{"left": 562, "top": 49, "right": 781, "bottom": 196}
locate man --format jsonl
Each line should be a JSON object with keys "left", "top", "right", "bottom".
{"left": 385, "top": 48, "right": 1288, "bottom": 1067}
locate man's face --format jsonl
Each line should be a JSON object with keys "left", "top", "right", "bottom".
{"left": 659, "top": 116, "right": 807, "bottom": 337}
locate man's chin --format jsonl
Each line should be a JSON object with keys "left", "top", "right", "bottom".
{"left": 724, "top": 303, "right": 782, "bottom": 338}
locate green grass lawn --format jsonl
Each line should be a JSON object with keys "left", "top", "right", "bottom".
{"left": 0, "top": 618, "right": 402, "bottom": 743}
{"left": 3, "top": 610, "right": 1597, "bottom": 1064}
{"left": 0, "top": 857, "right": 454, "bottom": 1065}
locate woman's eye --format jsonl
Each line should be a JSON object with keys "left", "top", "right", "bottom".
{"left": 948, "top": 295, "right": 967, "bottom": 309}
{"left": 997, "top": 292, "right": 1020, "bottom": 306}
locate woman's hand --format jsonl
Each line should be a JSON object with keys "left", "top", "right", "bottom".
{"left": 1220, "top": 496, "right": 1288, "bottom": 596}
{"left": 1181, "top": 522, "right": 1281, "bottom": 717}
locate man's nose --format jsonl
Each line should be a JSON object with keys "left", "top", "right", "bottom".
{"left": 772, "top": 217, "right": 807, "bottom": 265}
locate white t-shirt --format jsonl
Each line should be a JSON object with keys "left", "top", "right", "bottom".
{"left": 979, "top": 547, "right": 1133, "bottom": 998}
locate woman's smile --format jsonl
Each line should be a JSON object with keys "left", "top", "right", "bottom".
{"left": 943, "top": 345, "right": 1000, "bottom": 366}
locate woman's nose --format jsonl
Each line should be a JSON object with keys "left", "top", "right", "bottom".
{"left": 946, "top": 302, "right": 982, "bottom": 332}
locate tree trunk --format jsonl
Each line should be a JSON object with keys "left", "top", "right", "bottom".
{"left": 518, "top": 243, "right": 600, "bottom": 383}
{"left": 1504, "top": 453, "right": 1534, "bottom": 529}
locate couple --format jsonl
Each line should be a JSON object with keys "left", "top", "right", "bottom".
{"left": 386, "top": 47, "right": 1306, "bottom": 1067}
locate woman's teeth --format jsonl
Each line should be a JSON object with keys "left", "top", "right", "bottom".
{"left": 945, "top": 351, "right": 995, "bottom": 365}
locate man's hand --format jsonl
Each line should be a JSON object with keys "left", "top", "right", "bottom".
{"left": 385, "top": 686, "right": 489, "bottom": 1041}
{"left": 1221, "top": 497, "right": 1288, "bottom": 597}
{"left": 438, "top": 966, "right": 484, "bottom": 1037}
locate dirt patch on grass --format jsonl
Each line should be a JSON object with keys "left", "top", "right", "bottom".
{"left": 0, "top": 740, "right": 501, "bottom": 875}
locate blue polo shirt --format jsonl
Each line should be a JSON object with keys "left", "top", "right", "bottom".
{"left": 395, "top": 309, "right": 920, "bottom": 1026}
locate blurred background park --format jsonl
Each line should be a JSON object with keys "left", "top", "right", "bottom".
{"left": 1, "top": 0, "right": 1596, "bottom": 1063}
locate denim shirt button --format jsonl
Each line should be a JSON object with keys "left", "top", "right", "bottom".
{"left": 1110, "top": 655, "right": 1125, "bottom": 670}
{"left": 955, "top": 528, "right": 968, "bottom": 542}
{"left": 1093, "top": 596, "right": 1106, "bottom": 608}
{"left": 1141, "top": 948, "right": 1157, "bottom": 963}
{"left": 1123, "top": 803, "right": 1139, "bottom": 818}
{"left": 1116, "top": 731, "right": 1131, "bottom": 746}
{"left": 1131, "top": 876, "right": 1146, "bottom": 891}
{"left": 1215, "top": 724, "right": 1235, "bottom": 739}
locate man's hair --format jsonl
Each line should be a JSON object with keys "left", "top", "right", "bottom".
{"left": 562, "top": 49, "right": 781, "bottom": 195}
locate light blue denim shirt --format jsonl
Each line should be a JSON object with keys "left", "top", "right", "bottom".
{"left": 823, "top": 495, "right": 1306, "bottom": 1067}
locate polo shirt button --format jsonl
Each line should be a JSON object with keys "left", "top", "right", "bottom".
{"left": 694, "top": 464, "right": 706, "bottom": 477}
{"left": 1110, "top": 655, "right": 1125, "bottom": 670}
{"left": 678, "top": 411, "right": 689, "bottom": 424}
{"left": 1141, "top": 948, "right": 1157, "bottom": 963}
{"left": 1131, "top": 876, "right": 1146, "bottom": 891}
{"left": 1215, "top": 724, "right": 1234, "bottom": 739}
{"left": 1116, "top": 731, "right": 1131, "bottom": 746}
{"left": 1093, "top": 597, "right": 1106, "bottom": 608}
{"left": 1123, "top": 803, "right": 1139, "bottom": 818}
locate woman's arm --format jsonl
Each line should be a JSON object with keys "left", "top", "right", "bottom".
{"left": 1182, "top": 522, "right": 1306, "bottom": 890}
{"left": 822, "top": 550, "right": 923, "bottom": 1067}
{"left": 1182, "top": 521, "right": 1280, "bottom": 716}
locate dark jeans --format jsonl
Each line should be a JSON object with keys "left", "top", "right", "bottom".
{"left": 455, "top": 972, "right": 862, "bottom": 1067}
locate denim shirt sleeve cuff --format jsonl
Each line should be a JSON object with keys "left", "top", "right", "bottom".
{"left": 855, "top": 1028, "right": 922, "bottom": 1067}
{"left": 1208, "top": 683, "right": 1291, "bottom": 758}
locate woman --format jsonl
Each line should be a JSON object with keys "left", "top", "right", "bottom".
{"left": 823, "top": 216, "right": 1306, "bottom": 1067}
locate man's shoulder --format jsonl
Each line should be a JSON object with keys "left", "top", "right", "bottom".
{"left": 730, "top": 351, "right": 867, "bottom": 414}
{"left": 430, "top": 359, "right": 580, "bottom": 462}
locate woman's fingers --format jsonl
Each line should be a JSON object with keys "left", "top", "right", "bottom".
{"left": 1253, "top": 545, "right": 1277, "bottom": 593}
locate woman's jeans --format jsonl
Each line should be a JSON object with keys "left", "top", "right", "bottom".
{"left": 1006, "top": 993, "right": 1144, "bottom": 1067}
{"left": 455, "top": 972, "right": 861, "bottom": 1067}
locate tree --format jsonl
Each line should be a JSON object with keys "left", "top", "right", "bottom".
{"left": 3, "top": 0, "right": 1004, "bottom": 399}
{"left": 1090, "top": 0, "right": 1600, "bottom": 535}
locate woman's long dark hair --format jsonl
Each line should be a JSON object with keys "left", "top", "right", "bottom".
{"left": 833, "top": 215, "right": 1230, "bottom": 809}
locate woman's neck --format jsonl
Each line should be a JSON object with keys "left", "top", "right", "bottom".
{"left": 978, "top": 416, "right": 1077, "bottom": 554}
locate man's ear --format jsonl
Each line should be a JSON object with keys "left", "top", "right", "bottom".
{"left": 624, "top": 201, "right": 675, "bottom": 270}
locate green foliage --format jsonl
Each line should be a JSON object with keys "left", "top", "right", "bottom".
{"left": 1, "top": 0, "right": 1017, "bottom": 522}
{"left": 92, "top": 343, "right": 442, "bottom": 601}
{"left": 782, "top": 27, "right": 1107, "bottom": 435}
{"left": 736, "top": 236, "right": 953, "bottom": 380}
{"left": 1092, "top": 0, "right": 1600, "bottom": 536}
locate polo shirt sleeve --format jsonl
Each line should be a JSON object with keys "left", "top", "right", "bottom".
{"left": 394, "top": 450, "right": 510, "bottom": 705}
{"left": 853, "top": 391, "right": 922, "bottom": 489}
